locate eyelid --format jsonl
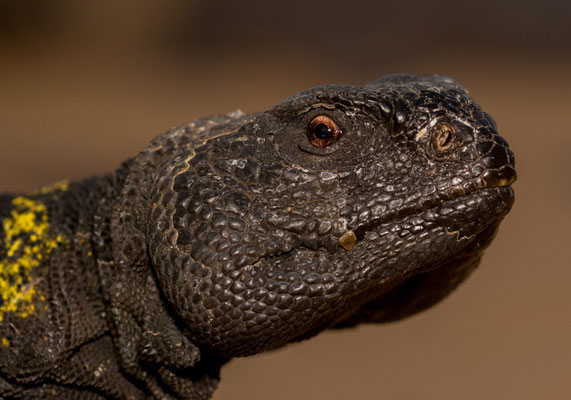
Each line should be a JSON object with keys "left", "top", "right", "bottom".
{"left": 296, "top": 103, "right": 337, "bottom": 115}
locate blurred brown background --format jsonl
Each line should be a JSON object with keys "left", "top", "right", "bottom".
{"left": 1, "top": 1, "right": 569, "bottom": 399}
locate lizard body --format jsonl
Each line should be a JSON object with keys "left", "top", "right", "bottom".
{"left": 0, "top": 74, "right": 516, "bottom": 399}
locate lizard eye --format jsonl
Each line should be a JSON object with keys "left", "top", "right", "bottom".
{"left": 430, "top": 122, "right": 456, "bottom": 154}
{"left": 307, "top": 115, "right": 342, "bottom": 148}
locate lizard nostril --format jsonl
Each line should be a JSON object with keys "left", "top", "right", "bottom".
{"left": 476, "top": 133, "right": 516, "bottom": 187}
{"left": 482, "top": 166, "right": 517, "bottom": 187}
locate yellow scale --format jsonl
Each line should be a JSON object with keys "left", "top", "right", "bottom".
{"left": 0, "top": 181, "right": 68, "bottom": 348}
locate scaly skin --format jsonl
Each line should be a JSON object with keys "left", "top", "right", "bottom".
{"left": 0, "top": 74, "right": 516, "bottom": 399}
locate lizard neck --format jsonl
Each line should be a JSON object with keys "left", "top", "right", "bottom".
{"left": 0, "top": 176, "right": 115, "bottom": 321}
{"left": 0, "top": 175, "right": 121, "bottom": 376}
{"left": 94, "top": 157, "right": 226, "bottom": 398}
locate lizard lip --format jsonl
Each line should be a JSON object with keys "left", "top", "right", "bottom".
{"left": 353, "top": 184, "right": 515, "bottom": 241}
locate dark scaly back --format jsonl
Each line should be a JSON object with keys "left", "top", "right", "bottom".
{"left": 0, "top": 177, "right": 144, "bottom": 398}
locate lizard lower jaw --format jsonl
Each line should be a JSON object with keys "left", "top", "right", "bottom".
{"left": 353, "top": 185, "right": 515, "bottom": 241}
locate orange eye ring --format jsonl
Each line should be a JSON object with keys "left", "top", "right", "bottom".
{"left": 307, "top": 115, "right": 342, "bottom": 148}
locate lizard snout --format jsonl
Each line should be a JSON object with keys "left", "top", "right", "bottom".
{"left": 475, "top": 130, "right": 517, "bottom": 189}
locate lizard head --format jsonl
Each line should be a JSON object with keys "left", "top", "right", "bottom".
{"left": 143, "top": 74, "right": 516, "bottom": 358}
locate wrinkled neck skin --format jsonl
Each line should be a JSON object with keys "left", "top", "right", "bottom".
{"left": 1, "top": 172, "right": 222, "bottom": 398}
{"left": 98, "top": 126, "right": 234, "bottom": 398}
{"left": 95, "top": 117, "right": 259, "bottom": 370}
{"left": 0, "top": 176, "right": 123, "bottom": 392}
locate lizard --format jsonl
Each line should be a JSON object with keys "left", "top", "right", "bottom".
{"left": 0, "top": 74, "right": 516, "bottom": 399}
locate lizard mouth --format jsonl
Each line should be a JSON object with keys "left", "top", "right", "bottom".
{"left": 328, "top": 182, "right": 515, "bottom": 329}
{"left": 352, "top": 181, "right": 515, "bottom": 242}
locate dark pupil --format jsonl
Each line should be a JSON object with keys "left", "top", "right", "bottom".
{"left": 314, "top": 123, "right": 332, "bottom": 139}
